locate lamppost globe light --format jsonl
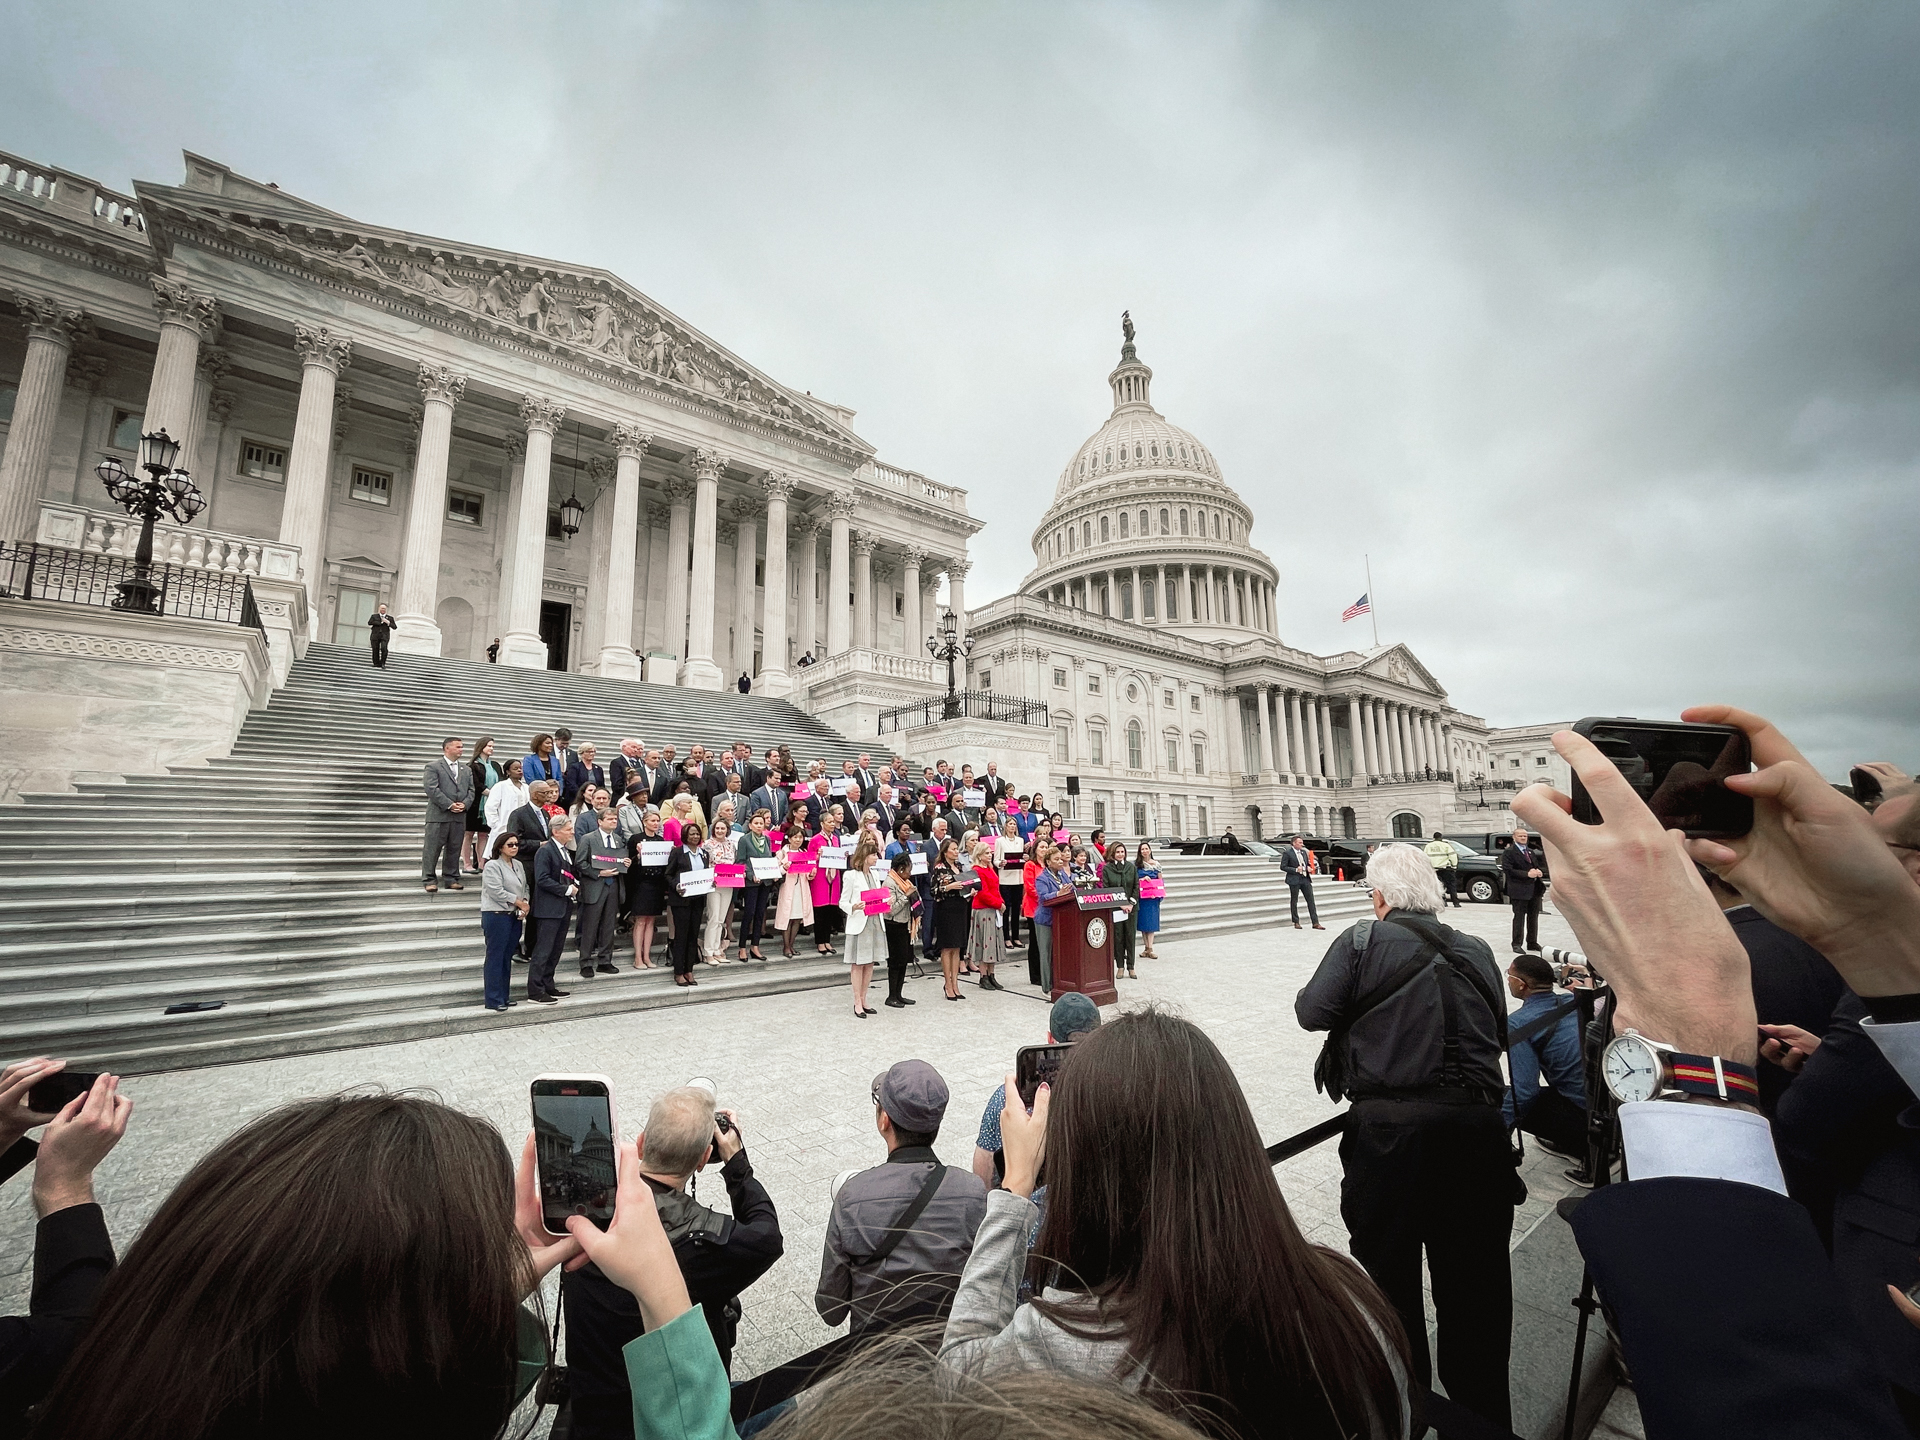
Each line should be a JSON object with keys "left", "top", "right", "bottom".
{"left": 137, "top": 428, "right": 182, "bottom": 476}
{"left": 558, "top": 491, "right": 585, "bottom": 537}
{"left": 94, "top": 456, "right": 128, "bottom": 490}
{"left": 165, "top": 470, "right": 194, "bottom": 500}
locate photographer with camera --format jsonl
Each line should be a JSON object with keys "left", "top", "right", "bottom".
{"left": 0, "top": 1060, "right": 131, "bottom": 1433}
{"left": 1510, "top": 708, "right": 1920, "bottom": 1437}
{"left": 561, "top": 1083, "right": 783, "bottom": 1440}
{"left": 1294, "top": 842, "right": 1514, "bottom": 1434}
{"left": 1501, "top": 952, "right": 1589, "bottom": 1171}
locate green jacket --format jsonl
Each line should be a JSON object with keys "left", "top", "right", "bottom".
{"left": 1423, "top": 839, "right": 1458, "bottom": 869}
{"left": 622, "top": 1306, "right": 738, "bottom": 1440}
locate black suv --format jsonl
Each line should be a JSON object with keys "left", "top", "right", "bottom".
{"left": 1320, "top": 837, "right": 1507, "bottom": 904}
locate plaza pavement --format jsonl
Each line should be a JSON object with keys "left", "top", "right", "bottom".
{"left": 0, "top": 892, "right": 1587, "bottom": 1396}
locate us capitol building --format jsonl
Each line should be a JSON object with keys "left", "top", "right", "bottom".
{"left": 0, "top": 146, "right": 1558, "bottom": 832}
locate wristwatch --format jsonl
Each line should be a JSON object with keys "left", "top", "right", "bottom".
{"left": 1601, "top": 1029, "right": 1760, "bottom": 1105}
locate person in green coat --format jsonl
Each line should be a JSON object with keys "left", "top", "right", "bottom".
{"left": 1100, "top": 841, "right": 1141, "bottom": 979}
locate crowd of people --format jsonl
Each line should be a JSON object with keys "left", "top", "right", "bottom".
{"left": 424, "top": 739, "right": 1165, "bottom": 1013}
{"left": 4, "top": 704, "right": 1918, "bottom": 1440}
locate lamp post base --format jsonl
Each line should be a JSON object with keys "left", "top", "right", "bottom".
{"left": 112, "top": 575, "right": 163, "bottom": 614}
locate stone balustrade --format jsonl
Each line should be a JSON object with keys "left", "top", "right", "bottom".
{"left": 800, "top": 645, "right": 942, "bottom": 686}
{"left": 36, "top": 500, "right": 302, "bottom": 585}
{"left": 0, "top": 152, "right": 146, "bottom": 236}
{"left": 866, "top": 461, "right": 967, "bottom": 511}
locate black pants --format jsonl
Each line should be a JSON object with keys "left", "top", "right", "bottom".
{"left": 576, "top": 891, "right": 616, "bottom": 972}
{"left": 814, "top": 902, "right": 843, "bottom": 948}
{"left": 1002, "top": 887, "right": 1023, "bottom": 946}
{"left": 1439, "top": 867, "right": 1461, "bottom": 906}
{"left": 1511, "top": 892, "right": 1543, "bottom": 950}
{"left": 738, "top": 883, "right": 771, "bottom": 949}
{"left": 1288, "top": 880, "right": 1320, "bottom": 925}
{"left": 884, "top": 920, "right": 913, "bottom": 1000}
{"left": 370, "top": 628, "right": 389, "bottom": 666}
{"left": 1340, "top": 1099, "right": 1514, "bottom": 1432}
{"left": 668, "top": 900, "right": 704, "bottom": 975}
{"left": 528, "top": 913, "right": 570, "bottom": 996}
{"left": 1112, "top": 916, "right": 1135, "bottom": 971}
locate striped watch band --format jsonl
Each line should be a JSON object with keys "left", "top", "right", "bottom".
{"left": 1668, "top": 1053, "right": 1761, "bottom": 1102}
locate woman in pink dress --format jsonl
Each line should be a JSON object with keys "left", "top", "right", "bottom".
{"left": 807, "top": 808, "right": 847, "bottom": 956}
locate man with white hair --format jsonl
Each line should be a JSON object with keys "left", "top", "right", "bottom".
{"left": 559, "top": 1084, "right": 784, "bottom": 1436}
{"left": 1293, "top": 841, "right": 1514, "bottom": 1434}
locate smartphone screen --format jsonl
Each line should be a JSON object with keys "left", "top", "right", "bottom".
{"left": 1570, "top": 718, "right": 1753, "bottom": 838}
{"left": 27, "top": 1072, "right": 99, "bottom": 1115}
{"left": 531, "top": 1076, "right": 617, "bottom": 1235}
{"left": 1015, "top": 1043, "right": 1071, "bottom": 1108}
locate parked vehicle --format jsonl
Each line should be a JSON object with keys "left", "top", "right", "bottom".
{"left": 1320, "top": 837, "right": 1507, "bottom": 903}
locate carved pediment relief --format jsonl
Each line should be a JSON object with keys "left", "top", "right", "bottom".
{"left": 1359, "top": 645, "right": 1443, "bottom": 696}
{"left": 134, "top": 179, "right": 867, "bottom": 454}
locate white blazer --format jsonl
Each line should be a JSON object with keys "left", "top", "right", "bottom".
{"left": 839, "top": 864, "right": 886, "bottom": 935}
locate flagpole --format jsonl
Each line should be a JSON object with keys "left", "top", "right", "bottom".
{"left": 1365, "top": 554, "right": 1379, "bottom": 648}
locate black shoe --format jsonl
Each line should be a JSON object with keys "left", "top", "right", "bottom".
{"left": 885, "top": 998, "right": 909, "bottom": 1008}
{"left": 596, "top": 963, "right": 619, "bottom": 974}
{"left": 1562, "top": 1166, "right": 1596, "bottom": 1189}
{"left": 900, "top": 995, "right": 917, "bottom": 1004}
{"left": 486, "top": 1004, "right": 510, "bottom": 1013}
{"left": 527, "top": 992, "right": 558, "bottom": 1004}
{"left": 547, "top": 985, "right": 571, "bottom": 997}
{"left": 513, "top": 955, "right": 529, "bottom": 965}
{"left": 1536, "top": 1135, "right": 1582, "bottom": 1162}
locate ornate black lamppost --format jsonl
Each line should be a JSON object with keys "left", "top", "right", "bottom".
{"left": 94, "top": 428, "right": 205, "bottom": 613}
{"left": 1466, "top": 768, "right": 1490, "bottom": 809}
{"left": 925, "top": 607, "right": 974, "bottom": 721}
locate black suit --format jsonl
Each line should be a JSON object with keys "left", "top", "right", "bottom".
{"left": 1500, "top": 841, "right": 1546, "bottom": 950}
{"left": 1732, "top": 906, "right": 1846, "bottom": 1116}
{"left": 529, "top": 839, "right": 577, "bottom": 997}
{"left": 853, "top": 767, "right": 878, "bottom": 805}
{"left": 507, "top": 805, "right": 554, "bottom": 954}
{"left": 609, "top": 755, "right": 645, "bottom": 802}
{"left": 868, "top": 800, "right": 900, "bottom": 838}
{"left": 638, "top": 766, "right": 674, "bottom": 807}
{"left": 367, "top": 610, "right": 396, "bottom": 666}
{"left": 1279, "top": 845, "right": 1319, "bottom": 926}
{"left": 1572, "top": 1176, "right": 1907, "bottom": 1438}
{"left": 980, "top": 774, "right": 1009, "bottom": 809}
{"left": 663, "top": 845, "right": 709, "bottom": 978}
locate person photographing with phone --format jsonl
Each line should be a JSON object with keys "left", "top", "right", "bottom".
{"left": 556, "top": 1081, "right": 783, "bottom": 1440}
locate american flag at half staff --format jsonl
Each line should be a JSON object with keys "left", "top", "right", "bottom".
{"left": 1341, "top": 593, "right": 1371, "bottom": 623}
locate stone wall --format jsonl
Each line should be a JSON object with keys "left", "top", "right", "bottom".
{"left": 899, "top": 715, "right": 1055, "bottom": 801}
{"left": 0, "top": 600, "right": 272, "bottom": 800}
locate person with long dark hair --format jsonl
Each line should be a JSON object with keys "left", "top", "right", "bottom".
{"left": 940, "top": 1007, "right": 1411, "bottom": 1440}
{"left": 29, "top": 1094, "right": 585, "bottom": 1440}
{"left": 665, "top": 819, "right": 710, "bottom": 986}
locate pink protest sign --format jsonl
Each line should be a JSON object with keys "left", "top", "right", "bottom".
{"left": 1138, "top": 876, "right": 1166, "bottom": 899}
{"left": 861, "top": 887, "right": 890, "bottom": 915}
{"left": 714, "top": 863, "right": 747, "bottom": 889}
{"left": 786, "top": 854, "right": 817, "bottom": 875}
{"left": 927, "top": 784, "right": 947, "bottom": 802}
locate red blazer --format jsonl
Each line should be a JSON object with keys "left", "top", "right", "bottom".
{"left": 971, "top": 865, "right": 1003, "bottom": 910}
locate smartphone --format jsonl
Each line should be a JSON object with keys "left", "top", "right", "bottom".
{"left": 1569, "top": 717, "right": 1753, "bottom": 839}
{"left": 1014, "top": 1043, "right": 1071, "bottom": 1108}
{"left": 530, "top": 1074, "right": 619, "bottom": 1237}
{"left": 27, "top": 1071, "right": 100, "bottom": 1114}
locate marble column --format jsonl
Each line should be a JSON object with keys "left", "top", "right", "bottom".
{"left": 794, "top": 515, "right": 820, "bottom": 664}
{"left": 757, "top": 472, "right": 794, "bottom": 696}
{"left": 662, "top": 479, "right": 693, "bottom": 667}
{"left": 682, "top": 447, "right": 725, "bottom": 689}
{"left": 593, "top": 424, "right": 649, "bottom": 680}
{"left": 825, "top": 494, "right": 853, "bottom": 655}
{"left": 716, "top": 520, "right": 740, "bottom": 670}
{"left": 0, "top": 293, "right": 86, "bottom": 543}
{"left": 731, "top": 501, "right": 761, "bottom": 678}
{"left": 1225, "top": 688, "right": 1247, "bottom": 777}
{"left": 1389, "top": 705, "right": 1407, "bottom": 775}
{"left": 1347, "top": 695, "right": 1370, "bottom": 780}
{"left": 500, "top": 395, "right": 566, "bottom": 669}
{"left": 901, "top": 547, "right": 925, "bottom": 655}
{"left": 851, "top": 530, "right": 875, "bottom": 651}
{"left": 948, "top": 558, "right": 970, "bottom": 642}
{"left": 390, "top": 363, "right": 467, "bottom": 655}
{"left": 182, "top": 346, "right": 227, "bottom": 486}
{"left": 1422, "top": 713, "right": 1438, "bottom": 772}
{"left": 278, "top": 324, "right": 352, "bottom": 628}
{"left": 1299, "top": 697, "right": 1318, "bottom": 776}
{"left": 142, "top": 276, "right": 218, "bottom": 450}
{"left": 1318, "top": 697, "right": 1337, "bottom": 779}
{"left": 1254, "top": 683, "right": 1278, "bottom": 779}
{"left": 1410, "top": 712, "right": 1427, "bottom": 773}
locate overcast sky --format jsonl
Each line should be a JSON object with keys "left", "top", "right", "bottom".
{"left": 7, "top": 2, "right": 1916, "bottom": 775}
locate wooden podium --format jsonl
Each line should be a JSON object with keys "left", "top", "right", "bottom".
{"left": 1043, "top": 888, "right": 1123, "bottom": 1006}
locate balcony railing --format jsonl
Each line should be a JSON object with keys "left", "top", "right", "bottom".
{"left": 37, "top": 500, "right": 302, "bottom": 583}
{"left": 0, "top": 151, "right": 147, "bottom": 237}
{"left": 877, "top": 691, "right": 1050, "bottom": 734}
{"left": 1457, "top": 776, "right": 1524, "bottom": 793}
{"left": 0, "top": 543, "right": 264, "bottom": 633}
{"left": 864, "top": 460, "right": 968, "bottom": 512}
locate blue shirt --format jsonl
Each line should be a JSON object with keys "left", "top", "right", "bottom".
{"left": 1015, "top": 811, "right": 1039, "bottom": 840}
{"left": 1503, "top": 990, "right": 1587, "bottom": 1128}
{"left": 1032, "top": 867, "right": 1068, "bottom": 927}
{"left": 976, "top": 1083, "right": 1008, "bottom": 1152}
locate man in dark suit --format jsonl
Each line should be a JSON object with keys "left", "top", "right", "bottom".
{"left": 551, "top": 728, "right": 579, "bottom": 794}
{"left": 1501, "top": 827, "right": 1547, "bottom": 953}
{"left": 527, "top": 814, "right": 579, "bottom": 1003}
{"left": 679, "top": 746, "right": 722, "bottom": 806}
{"left": 574, "top": 807, "right": 628, "bottom": 979}
{"left": 422, "top": 737, "right": 473, "bottom": 894}
{"left": 853, "top": 753, "right": 879, "bottom": 805}
{"left": 368, "top": 603, "right": 397, "bottom": 667}
{"left": 918, "top": 818, "right": 950, "bottom": 960}
{"left": 637, "top": 750, "right": 673, "bottom": 807}
{"left": 979, "top": 762, "right": 1009, "bottom": 811}
{"left": 868, "top": 785, "right": 900, "bottom": 840}
{"left": 747, "top": 774, "right": 789, "bottom": 830}
{"left": 506, "top": 782, "right": 559, "bottom": 956}
{"left": 609, "top": 740, "right": 647, "bottom": 801}
{"left": 723, "top": 742, "right": 765, "bottom": 794}
{"left": 1279, "top": 834, "right": 1322, "bottom": 929}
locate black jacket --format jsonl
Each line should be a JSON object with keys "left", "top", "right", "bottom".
{"left": 1731, "top": 906, "right": 1846, "bottom": 1116}
{"left": 561, "top": 1148, "right": 784, "bottom": 1439}
{"left": 1572, "top": 1176, "right": 1906, "bottom": 1439}
{"left": 0, "top": 1140, "right": 117, "bottom": 1438}
{"left": 1500, "top": 841, "right": 1547, "bottom": 902}
{"left": 1295, "top": 910, "right": 1506, "bottom": 1101}
{"left": 505, "top": 802, "right": 552, "bottom": 859}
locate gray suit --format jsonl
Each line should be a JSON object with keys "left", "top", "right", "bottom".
{"left": 574, "top": 825, "right": 627, "bottom": 972}
{"left": 422, "top": 756, "right": 474, "bottom": 883}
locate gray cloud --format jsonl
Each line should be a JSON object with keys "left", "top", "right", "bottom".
{"left": 4, "top": 0, "right": 1914, "bottom": 774}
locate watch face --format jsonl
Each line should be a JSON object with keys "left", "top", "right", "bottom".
{"left": 1604, "top": 1036, "right": 1661, "bottom": 1103}
{"left": 1085, "top": 917, "right": 1108, "bottom": 950}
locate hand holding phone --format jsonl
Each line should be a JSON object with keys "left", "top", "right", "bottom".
{"left": 0, "top": 1057, "right": 68, "bottom": 1150}
{"left": 530, "top": 1075, "right": 619, "bottom": 1237}
{"left": 1014, "top": 1043, "right": 1070, "bottom": 1108}
{"left": 1569, "top": 718, "right": 1753, "bottom": 839}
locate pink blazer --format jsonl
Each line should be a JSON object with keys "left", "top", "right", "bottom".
{"left": 807, "top": 830, "right": 844, "bottom": 906}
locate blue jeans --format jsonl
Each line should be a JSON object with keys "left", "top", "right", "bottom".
{"left": 481, "top": 911, "right": 521, "bottom": 1008}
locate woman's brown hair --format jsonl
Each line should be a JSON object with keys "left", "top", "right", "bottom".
{"left": 1030, "top": 1008, "right": 1408, "bottom": 1440}
{"left": 33, "top": 1093, "right": 529, "bottom": 1440}
{"left": 528, "top": 731, "right": 552, "bottom": 756}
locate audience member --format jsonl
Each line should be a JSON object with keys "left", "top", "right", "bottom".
{"left": 818, "top": 1061, "right": 988, "bottom": 1336}
{"left": 971, "top": 993, "right": 1103, "bottom": 1188}
{"left": 1295, "top": 842, "right": 1512, "bottom": 1431}
{"left": 701, "top": 819, "right": 739, "bottom": 965}
{"left": 736, "top": 809, "right": 775, "bottom": 962}
{"left": 1031, "top": 845, "right": 1071, "bottom": 993}
{"left": 809, "top": 809, "right": 848, "bottom": 956}
{"left": 463, "top": 736, "right": 503, "bottom": 874}
{"left": 775, "top": 814, "right": 816, "bottom": 958}
{"left": 882, "top": 852, "right": 921, "bottom": 1008}
{"left": 1100, "top": 841, "right": 1140, "bottom": 979}
{"left": 479, "top": 831, "right": 529, "bottom": 1012}
{"left": 624, "top": 808, "right": 669, "bottom": 971}
{"left": 932, "top": 836, "right": 973, "bottom": 1001}
{"left": 1280, "top": 833, "right": 1321, "bottom": 930}
{"left": 526, "top": 811, "right": 579, "bottom": 1004}
{"left": 522, "top": 732, "right": 561, "bottom": 788}
{"left": 1501, "top": 951, "right": 1587, "bottom": 1165}
{"left": 665, "top": 819, "right": 710, "bottom": 986}
{"left": 841, "top": 836, "right": 888, "bottom": 1018}
{"left": 483, "top": 757, "right": 529, "bottom": 835}
{"left": 1135, "top": 842, "right": 1162, "bottom": 959}
{"left": 966, "top": 840, "right": 1006, "bottom": 991}
{"left": 561, "top": 1085, "right": 783, "bottom": 1438}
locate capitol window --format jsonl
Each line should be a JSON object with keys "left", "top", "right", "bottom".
{"left": 1105, "top": 448, "right": 1113, "bottom": 464}
{"left": 1150, "top": 442, "right": 1159, "bottom": 458}
{"left": 1193, "top": 740, "right": 1207, "bottom": 772}
{"left": 240, "top": 439, "right": 286, "bottom": 483}
{"left": 1134, "top": 443, "right": 1143, "bottom": 459}
{"left": 1138, "top": 508, "right": 1148, "bottom": 534}
{"left": 1163, "top": 689, "right": 1175, "bottom": 708}
{"left": 1068, "top": 528, "right": 1076, "bottom": 553}
{"left": 1099, "top": 515, "right": 1109, "bottom": 542}
{"left": 1213, "top": 512, "right": 1221, "bottom": 538}
{"left": 350, "top": 467, "right": 392, "bottom": 506}
{"left": 1081, "top": 520, "right": 1091, "bottom": 547}
{"left": 1165, "top": 735, "right": 1180, "bottom": 770}
{"left": 1055, "top": 725, "right": 1072, "bottom": 762}
{"left": 1126, "top": 721, "right": 1143, "bottom": 769}
{"left": 1179, "top": 509, "right": 1189, "bottom": 535}
{"left": 1180, "top": 444, "right": 1189, "bottom": 460}
{"left": 108, "top": 408, "right": 144, "bottom": 450}
{"left": 1089, "top": 727, "right": 1104, "bottom": 764}
{"left": 1119, "top": 511, "right": 1129, "bottom": 538}
{"left": 1120, "top": 581, "right": 1134, "bottom": 619}
{"left": 1088, "top": 674, "right": 1101, "bottom": 694}
{"left": 1142, "top": 580, "right": 1155, "bottom": 619}
{"left": 447, "top": 488, "right": 484, "bottom": 526}
{"left": 1159, "top": 507, "right": 1169, "bottom": 534}
{"left": 1190, "top": 693, "right": 1202, "bottom": 711}
{"left": 1053, "top": 667, "right": 1067, "bottom": 688}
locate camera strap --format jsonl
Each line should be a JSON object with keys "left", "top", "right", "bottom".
{"left": 853, "top": 1164, "right": 950, "bottom": 1267}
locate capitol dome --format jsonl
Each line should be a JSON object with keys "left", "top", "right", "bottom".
{"left": 1022, "top": 318, "right": 1279, "bottom": 641}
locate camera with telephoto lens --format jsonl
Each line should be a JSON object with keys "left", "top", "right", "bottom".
{"left": 686, "top": 1076, "right": 734, "bottom": 1165}
{"left": 1544, "top": 947, "right": 1595, "bottom": 989}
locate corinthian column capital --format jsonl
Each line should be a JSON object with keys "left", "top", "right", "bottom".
{"left": 293, "top": 321, "right": 353, "bottom": 376}
{"left": 824, "top": 490, "right": 856, "bottom": 519}
{"left": 611, "top": 423, "right": 653, "bottom": 458}
{"left": 759, "top": 469, "right": 797, "bottom": 503}
{"left": 150, "top": 276, "right": 221, "bottom": 339}
{"left": 416, "top": 361, "right": 468, "bottom": 407}
{"left": 945, "top": 558, "right": 972, "bottom": 581}
{"left": 691, "top": 447, "right": 727, "bottom": 483}
{"left": 14, "top": 291, "right": 89, "bottom": 346}
{"left": 519, "top": 394, "right": 567, "bottom": 435}
{"left": 664, "top": 477, "right": 696, "bottom": 505}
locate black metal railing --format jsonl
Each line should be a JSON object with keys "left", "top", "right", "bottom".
{"left": 1458, "top": 776, "right": 1524, "bottom": 793}
{"left": 0, "top": 543, "right": 266, "bottom": 634}
{"left": 876, "top": 691, "right": 1050, "bottom": 734}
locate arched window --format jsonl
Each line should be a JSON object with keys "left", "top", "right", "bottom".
{"left": 1119, "top": 511, "right": 1130, "bottom": 538}
{"left": 1081, "top": 520, "right": 1091, "bottom": 547}
{"left": 1139, "top": 509, "right": 1149, "bottom": 535}
{"left": 1213, "top": 512, "right": 1221, "bottom": 538}
{"left": 1179, "top": 509, "right": 1189, "bottom": 535}
{"left": 1100, "top": 514, "right": 1110, "bottom": 542}
{"left": 1126, "top": 720, "right": 1143, "bottom": 769}
{"left": 1159, "top": 507, "right": 1170, "bottom": 534}
{"left": 1068, "top": 528, "right": 1076, "bottom": 553}
{"left": 1391, "top": 812, "right": 1423, "bottom": 838}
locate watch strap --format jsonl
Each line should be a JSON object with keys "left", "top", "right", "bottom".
{"left": 1666, "top": 1051, "right": 1760, "bottom": 1103}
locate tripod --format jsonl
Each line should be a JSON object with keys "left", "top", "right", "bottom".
{"left": 1560, "top": 982, "right": 1624, "bottom": 1440}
